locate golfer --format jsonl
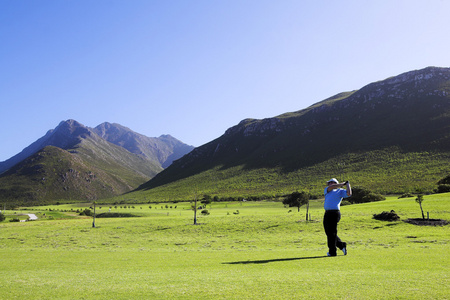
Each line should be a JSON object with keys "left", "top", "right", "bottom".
{"left": 323, "top": 178, "right": 352, "bottom": 257}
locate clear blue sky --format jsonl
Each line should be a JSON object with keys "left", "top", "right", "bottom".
{"left": 1, "top": 0, "right": 449, "bottom": 162}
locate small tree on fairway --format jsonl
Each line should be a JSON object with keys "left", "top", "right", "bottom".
{"left": 192, "top": 190, "right": 199, "bottom": 225}
{"left": 283, "top": 191, "right": 309, "bottom": 213}
{"left": 415, "top": 194, "right": 425, "bottom": 219}
{"left": 92, "top": 202, "right": 97, "bottom": 228}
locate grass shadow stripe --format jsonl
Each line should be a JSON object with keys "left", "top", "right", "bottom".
{"left": 223, "top": 255, "right": 328, "bottom": 264}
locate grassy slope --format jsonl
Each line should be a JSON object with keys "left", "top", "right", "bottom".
{"left": 115, "top": 148, "right": 450, "bottom": 203}
{"left": 0, "top": 194, "right": 448, "bottom": 299}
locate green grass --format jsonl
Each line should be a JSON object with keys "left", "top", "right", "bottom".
{"left": 0, "top": 194, "right": 449, "bottom": 299}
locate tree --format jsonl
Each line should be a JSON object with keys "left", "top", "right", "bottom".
{"left": 436, "top": 184, "right": 450, "bottom": 193}
{"left": 92, "top": 201, "right": 97, "bottom": 228}
{"left": 415, "top": 194, "right": 425, "bottom": 219}
{"left": 436, "top": 174, "right": 450, "bottom": 193}
{"left": 283, "top": 191, "right": 309, "bottom": 213}
{"left": 192, "top": 190, "right": 199, "bottom": 225}
{"left": 201, "top": 194, "right": 212, "bottom": 207}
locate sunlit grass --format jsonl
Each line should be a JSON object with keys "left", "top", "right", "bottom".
{"left": 1, "top": 194, "right": 449, "bottom": 299}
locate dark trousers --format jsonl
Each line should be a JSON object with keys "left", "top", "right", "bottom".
{"left": 323, "top": 210, "right": 345, "bottom": 256}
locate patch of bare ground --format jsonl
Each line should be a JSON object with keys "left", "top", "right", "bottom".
{"left": 404, "top": 218, "right": 448, "bottom": 226}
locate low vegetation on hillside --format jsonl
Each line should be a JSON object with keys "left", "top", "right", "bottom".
{"left": 112, "top": 148, "right": 450, "bottom": 204}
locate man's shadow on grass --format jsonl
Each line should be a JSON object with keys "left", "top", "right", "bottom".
{"left": 223, "top": 256, "right": 328, "bottom": 265}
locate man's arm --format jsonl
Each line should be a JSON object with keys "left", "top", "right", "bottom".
{"left": 326, "top": 182, "right": 347, "bottom": 192}
{"left": 346, "top": 181, "right": 352, "bottom": 197}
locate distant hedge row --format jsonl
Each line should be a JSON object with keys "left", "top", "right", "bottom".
{"left": 96, "top": 212, "right": 140, "bottom": 218}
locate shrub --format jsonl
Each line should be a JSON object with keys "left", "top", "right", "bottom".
{"left": 340, "top": 200, "right": 351, "bottom": 206}
{"left": 0, "top": 212, "right": 5, "bottom": 222}
{"left": 373, "top": 210, "right": 400, "bottom": 221}
{"left": 398, "top": 193, "right": 414, "bottom": 198}
{"left": 437, "top": 174, "right": 450, "bottom": 185}
{"left": 436, "top": 184, "right": 450, "bottom": 193}
{"left": 348, "top": 187, "right": 385, "bottom": 204}
{"left": 96, "top": 213, "right": 139, "bottom": 218}
{"left": 201, "top": 209, "right": 210, "bottom": 215}
{"left": 79, "top": 209, "right": 92, "bottom": 216}
{"left": 363, "top": 193, "right": 385, "bottom": 203}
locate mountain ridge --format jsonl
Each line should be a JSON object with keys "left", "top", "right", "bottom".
{"left": 0, "top": 120, "right": 194, "bottom": 205}
{"left": 92, "top": 122, "right": 194, "bottom": 168}
{"left": 0, "top": 120, "right": 194, "bottom": 174}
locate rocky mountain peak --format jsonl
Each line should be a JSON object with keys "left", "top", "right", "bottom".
{"left": 353, "top": 66, "right": 450, "bottom": 102}
{"left": 55, "top": 119, "right": 92, "bottom": 135}
{"left": 1, "top": 120, "right": 193, "bottom": 175}
{"left": 47, "top": 119, "right": 97, "bottom": 149}
{"left": 94, "top": 122, "right": 132, "bottom": 139}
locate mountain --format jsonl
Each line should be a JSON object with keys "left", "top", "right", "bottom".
{"left": 0, "top": 120, "right": 193, "bottom": 205}
{"left": 0, "top": 146, "right": 152, "bottom": 204}
{"left": 93, "top": 122, "right": 194, "bottom": 168}
{"left": 0, "top": 120, "right": 88, "bottom": 174}
{"left": 135, "top": 67, "right": 450, "bottom": 199}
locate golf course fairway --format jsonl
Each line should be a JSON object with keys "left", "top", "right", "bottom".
{"left": 0, "top": 194, "right": 448, "bottom": 299}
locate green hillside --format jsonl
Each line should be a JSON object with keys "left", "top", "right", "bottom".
{"left": 0, "top": 144, "right": 160, "bottom": 207}
{"left": 114, "top": 148, "right": 449, "bottom": 203}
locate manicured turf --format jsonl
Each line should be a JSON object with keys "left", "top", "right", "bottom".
{"left": 0, "top": 194, "right": 448, "bottom": 299}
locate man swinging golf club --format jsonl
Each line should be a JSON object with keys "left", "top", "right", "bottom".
{"left": 323, "top": 178, "right": 352, "bottom": 257}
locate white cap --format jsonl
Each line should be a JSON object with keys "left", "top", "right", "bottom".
{"left": 327, "top": 178, "right": 339, "bottom": 184}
